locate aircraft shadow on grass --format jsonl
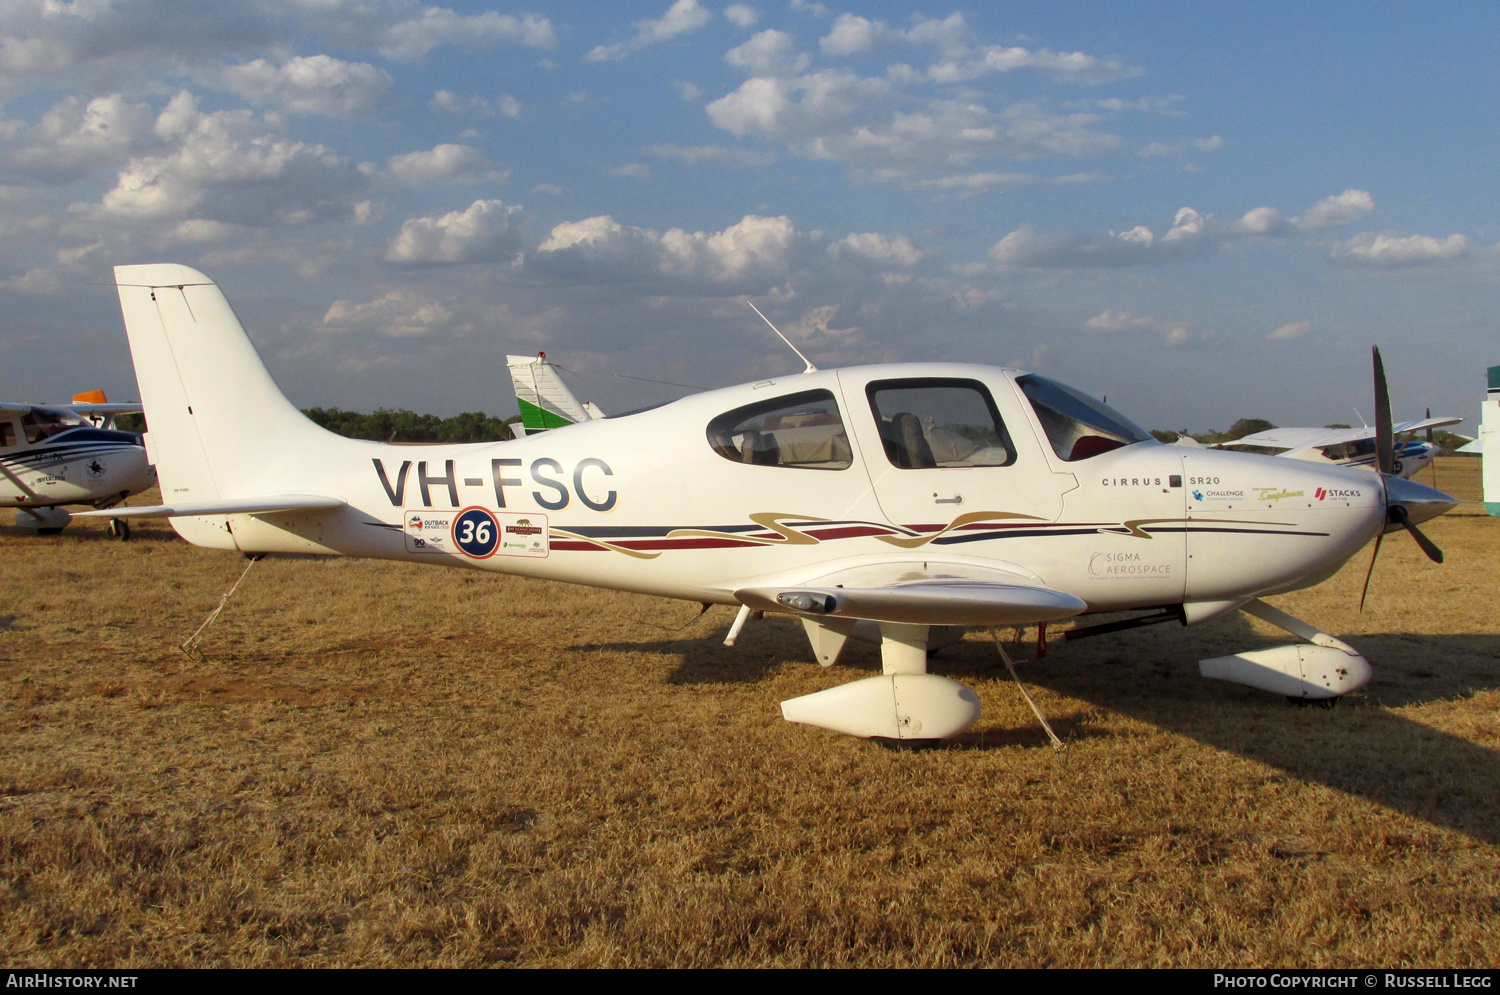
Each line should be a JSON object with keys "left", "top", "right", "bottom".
{"left": 574, "top": 610, "right": 1500, "bottom": 844}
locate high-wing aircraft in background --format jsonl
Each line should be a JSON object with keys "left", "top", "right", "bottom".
{"left": 2, "top": 392, "right": 154, "bottom": 538}
{"left": 81, "top": 264, "right": 1457, "bottom": 744}
{"left": 1212, "top": 416, "right": 1462, "bottom": 478}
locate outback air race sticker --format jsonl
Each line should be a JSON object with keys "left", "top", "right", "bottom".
{"left": 405, "top": 510, "right": 456, "bottom": 553}
{"left": 403, "top": 509, "right": 549, "bottom": 558}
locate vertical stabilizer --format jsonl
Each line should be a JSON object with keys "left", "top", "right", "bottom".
{"left": 506, "top": 353, "right": 602, "bottom": 435}
{"left": 1483, "top": 365, "right": 1500, "bottom": 517}
{"left": 113, "top": 264, "right": 338, "bottom": 546}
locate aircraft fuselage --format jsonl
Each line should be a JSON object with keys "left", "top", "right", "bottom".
{"left": 174, "top": 364, "right": 1388, "bottom": 617}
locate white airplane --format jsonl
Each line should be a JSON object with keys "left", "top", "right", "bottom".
{"left": 2, "top": 391, "right": 155, "bottom": 538}
{"left": 507, "top": 352, "right": 605, "bottom": 435}
{"left": 79, "top": 264, "right": 1457, "bottom": 744}
{"left": 1461, "top": 364, "right": 1498, "bottom": 517}
{"left": 1209, "top": 416, "right": 1461, "bottom": 479}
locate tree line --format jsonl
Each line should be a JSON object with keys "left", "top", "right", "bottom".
{"left": 114, "top": 408, "right": 519, "bottom": 442}
{"left": 302, "top": 408, "right": 518, "bottom": 442}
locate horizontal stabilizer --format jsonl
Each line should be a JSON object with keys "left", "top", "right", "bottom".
{"left": 735, "top": 581, "right": 1087, "bottom": 627}
{"left": 73, "top": 494, "right": 344, "bottom": 519}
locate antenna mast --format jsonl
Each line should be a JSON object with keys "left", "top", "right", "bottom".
{"left": 746, "top": 301, "right": 817, "bottom": 373}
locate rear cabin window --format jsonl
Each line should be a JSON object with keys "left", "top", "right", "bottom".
{"left": 1016, "top": 374, "right": 1153, "bottom": 461}
{"left": 0, "top": 420, "right": 15, "bottom": 448}
{"left": 707, "top": 390, "right": 852, "bottom": 470}
{"left": 866, "top": 379, "right": 1014, "bottom": 469}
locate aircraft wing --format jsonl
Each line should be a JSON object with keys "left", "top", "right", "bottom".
{"left": 1229, "top": 417, "right": 1463, "bottom": 452}
{"left": 73, "top": 494, "right": 345, "bottom": 519}
{"left": 735, "top": 581, "right": 1088, "bottom": 627}
{"left": 1393, "top": 415, "right": 1463, "bottom": 435}
{"left": 63, "top": 402, "right": 143, "bottom": 416}
{"left": 1223, "top": 427, "right": 1344, "bottom": 450}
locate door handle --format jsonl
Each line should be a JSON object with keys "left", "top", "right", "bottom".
{"left": 934, "top": 494, "right": 963, "bottom": 505}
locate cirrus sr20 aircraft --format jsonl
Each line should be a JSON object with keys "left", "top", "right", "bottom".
{"left": 80, "top": 264, "right": 1457, "bottom": 744}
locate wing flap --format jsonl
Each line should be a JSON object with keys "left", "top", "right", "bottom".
{"left": 735, "top": 581, "right": 1087, "bottom": 627}
{"left": 73, "top": 494, "right": 345, "bottom": 519}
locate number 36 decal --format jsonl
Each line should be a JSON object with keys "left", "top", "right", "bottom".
{"left": 452, "top": 507, "right": 500, "bottom": 558}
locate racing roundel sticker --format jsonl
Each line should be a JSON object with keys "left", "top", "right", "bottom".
{"left": 451, "top": 506, "right": 500, "bottom": 558}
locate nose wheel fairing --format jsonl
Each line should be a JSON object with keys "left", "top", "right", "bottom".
{"left": 1198, "top": 598, "right": 1371, "bottom": 701}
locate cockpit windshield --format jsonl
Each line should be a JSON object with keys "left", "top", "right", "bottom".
{"left": 1016, "top": 375, "right": 1153, "bottom": 462}
{"left": 20, "top": 407, "right": 88, "bottom": 445}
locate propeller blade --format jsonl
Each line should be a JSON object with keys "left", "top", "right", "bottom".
{"left": 1425, "top": 407, "right": 1434, "bottom": 444}
{"left": 1373, "top": 346, "right": 1394, "bottom": 476}
{"left": 1359, "top": 528, "right": 1384, "bottom": 612}
{"left": 1386, "top": 501, "right": 1446, "bottom": 564}
{"left": 1401, "top": 518, "right": 1445, "bottom": 563}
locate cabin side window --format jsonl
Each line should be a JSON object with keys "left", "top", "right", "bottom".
{"left": 0, "top": 419, "right": 15, "bottom": 448}
{"left": 865, "top": 378, "right": 1014, "bottom": 469}
{"left": 706, "top": 390, "right": 852, "bottom": 470}
{"left": 1016, "top": 374, "right": 1153, "bottom": 461}
{"left": 19, "top": 407, "right": 86, "bottom": 445}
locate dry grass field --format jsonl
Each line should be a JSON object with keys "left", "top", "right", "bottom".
{"left": 2, "top": 459, "right": 1496, "bottom": 967}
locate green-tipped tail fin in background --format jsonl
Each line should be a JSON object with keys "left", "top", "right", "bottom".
{"left": 506, "top": 353, "right": 604, "bottom": 436}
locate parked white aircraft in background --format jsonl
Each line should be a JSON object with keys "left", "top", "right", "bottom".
{"left": 1464, "top": 364, "right": 1499, "bottom": 517}
{"left": 82, "top": 265, "right": 1457, "bottom": 744}
{"left": 507, "top": 353, "right": 605, "bottom": 435}
{"left": 1209, "top": 416, "right": 1462, "bottom": 479}
{"left": 1, "top": 392, "right": 154, "bottom": 538}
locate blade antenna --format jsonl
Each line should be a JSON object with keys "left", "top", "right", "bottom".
{"left": 746, "top": 301, "right": 817, "bottom": 373}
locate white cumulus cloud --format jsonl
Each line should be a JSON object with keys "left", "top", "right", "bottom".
{"left": 991, "top": 190, "right": 1384, "bottom": 269}
{"left": 322, "top": 290, "right": 455, "bottom": 338}
{"left": 532, "top": 213, "right": 810, "bottom": 293}
{"left": 1293, "top": 189, "right": 1375, "bottom": 232}
{"left": 726, "top": 29, "right": 809, "bottom": 76}
{"left": 222, "top": 55, "right": 392, "bottom": 118}
{"left": 387, "top": 144, "right": 506, "bottom": 184}
{"left": 98, "top": 91, "right": 364, "bottom": 226}
{"left": 12, "top": 92, "right": 152, "bottom": 182}
{"left": 384, "top": 198, "right": 526, "bottom": 264}
{"left": 1269, "top": 321, "right": 1311, "bottom": 340}
{"left": 586, "top": 0, "right": 712, "bottom": 62}
{"left": 1330, "top": 232, "right": 1470, "bottom": 267}
{"left": 725, "top": 4, "right": 759, "bottom": 29}
{"left": 377, "top": 8, "right": 555, "bottom": 61}
{"left": 1086, "top": 310, "right": 1189, "bottom": 345}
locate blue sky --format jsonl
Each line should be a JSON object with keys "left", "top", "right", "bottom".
{"left": 0, "top": 0, "right": 1495, "bottom": 433}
